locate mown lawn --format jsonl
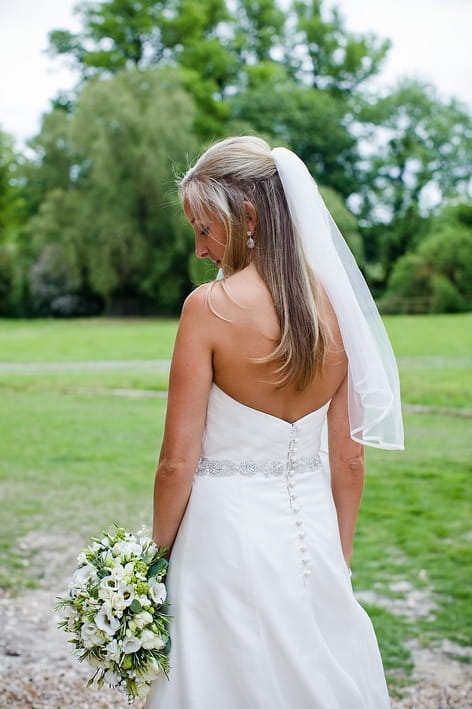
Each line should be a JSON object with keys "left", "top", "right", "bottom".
{"left": 0, "top": 313, "right": 470, "bottom": 690}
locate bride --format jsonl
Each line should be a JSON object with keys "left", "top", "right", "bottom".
{"left": 146, "top": 136, "right": 404, "bottom": 708}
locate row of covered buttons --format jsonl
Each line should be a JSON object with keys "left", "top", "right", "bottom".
{"left": 287, "top": 426, "right": 311, "bottom": 579}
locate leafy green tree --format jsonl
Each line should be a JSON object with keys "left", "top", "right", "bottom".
{"left": 48, "top": 0, "right": 170, "bottom": 76}
{"left": 383, "top": 203, "right": 472, "bottom": 313}
{"left": 0, "top": 130, "right": 31, "bottom": 314}
{"left": 292, "top": 0, "right": 390, "bottom": 92}
{"left": 48, "top": 0, "right": 234, "bottom": 138}
{"left": 354, "top": 80, "right": 472, "bottom": 285}
{"left": 47, "top": 0, "right": 394, "bottom": 146}
{"left": 232, "top": 0, "right": 286, "bottom": 64}
{"left": 29, "top": 68, "right": 197, "bottom": 314}
{"left": 229, "top": 68, "right": 358, "bottom": 197}
{"left": 320, "top": 186, "right": 363, "bottom": 264}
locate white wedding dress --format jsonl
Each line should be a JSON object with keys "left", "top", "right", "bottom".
{"left": 145, "top": 383, "right": 391, "bottom": 709}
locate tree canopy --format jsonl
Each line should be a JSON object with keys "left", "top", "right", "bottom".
{"left": 0, "top": 0, "right": 470, "bottom": 316}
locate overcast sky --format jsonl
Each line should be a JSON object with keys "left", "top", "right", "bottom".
{"left": 1, "top": 0, "right": 471, "bottom": 146}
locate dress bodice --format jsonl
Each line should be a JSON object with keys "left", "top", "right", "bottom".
{"left": 200, "top": 384, "right": 329, "bottom": 463}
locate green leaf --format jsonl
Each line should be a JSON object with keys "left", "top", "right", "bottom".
{"left": 130, "top": 598, "right": 142, "bottom": 613}
{"left": 148, "top": 557, "right": 167, "bottom": 577}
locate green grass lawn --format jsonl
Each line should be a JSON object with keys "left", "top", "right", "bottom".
{"left": 0, "top": 313, "right": 470, "bottom": 691}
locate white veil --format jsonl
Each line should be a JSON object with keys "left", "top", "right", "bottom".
{"left": 272, "top": 147, "right": 404, "bottom": 451}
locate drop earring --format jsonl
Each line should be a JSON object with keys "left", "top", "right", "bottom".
{"left": 246, "top": 231, "right": 255, "bottom": 249}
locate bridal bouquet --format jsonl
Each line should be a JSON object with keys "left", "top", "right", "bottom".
{"left": 56, "top": 526, "right": 171, "bottom": 701}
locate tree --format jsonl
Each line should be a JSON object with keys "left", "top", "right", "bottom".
{"left": 353, "top": 80, "right": 472, "bottom": 286}
{"left": 48, "top": 0, "right": 234, "bottom": 138}
{"left": 48, "top": 0, "right": 170, "bottom": 76}
{"left": 0, "top": 130, "right": 30, "bottom": 314}
{"left": 47, "top": 0, "right": 394, "bottom": 145}
{"left": 383, "top": 202, "right": 472, "bottom": 313}
{"left": 229, "top": 69, "right": 358, "bottom": 197}
{"left": 28, "top": 68, "right": 197, "bottom": 314}
{"left": 292, "top": 0, "right": 390, "bottom": 93}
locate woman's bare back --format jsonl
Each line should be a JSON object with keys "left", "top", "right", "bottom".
{"left": 206, "top": 264, "right": 347, "bottom": 423}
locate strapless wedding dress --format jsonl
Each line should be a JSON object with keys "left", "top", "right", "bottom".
{"left": 145, "top": 383, "right": 391, "bottom": 708}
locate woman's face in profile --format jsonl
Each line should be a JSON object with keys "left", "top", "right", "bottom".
{"left": 183, "top": 200, "right": 227, "bottom": 267}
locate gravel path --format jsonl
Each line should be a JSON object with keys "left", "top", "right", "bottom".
{"left": 1, "top": 543, "right": 471, "bottom": 709}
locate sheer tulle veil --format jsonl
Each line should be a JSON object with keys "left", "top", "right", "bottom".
{"left": 271, "top": 147, "right": 404, "bottom": 451}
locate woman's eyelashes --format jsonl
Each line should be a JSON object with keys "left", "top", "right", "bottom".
{"left": 200, "top": 225, "right": 210, "bottom": 236}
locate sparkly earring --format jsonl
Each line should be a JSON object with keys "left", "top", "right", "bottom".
{"left": 246, "top": 231, "right": 255, "bottom": 249}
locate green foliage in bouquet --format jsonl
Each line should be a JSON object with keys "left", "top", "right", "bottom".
{"left": 56, "top": 526, "right": 171, "bottom": 701}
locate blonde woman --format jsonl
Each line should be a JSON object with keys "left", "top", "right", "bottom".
{"left": 146, "top": 137, "right": 403, "bottom": 708}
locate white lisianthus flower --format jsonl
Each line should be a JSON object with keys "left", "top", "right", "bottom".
{"left": 57, "top": 526, "right": 170, "bottom": 703}
{"left": 108, "top": 563, "right": 126, "bottom": 580}
{"left": 98, "top": 576, "right": 120, "bottom": 603}
{"left": 104, "top": 669, "right": 121, "bottom": 686}
{"left": 139, "top": 628, "right": 158, "bottom": 650}
{"left": 81, "top": 623, "right": 105, "bottom": 648}
{"left": 95, "top": 606, "right": 120, "bottom": 636}
{"left": 112, "top": 584, "right": 135, "bottom": 612}
{"left": 73, "top": 564, "right": 97, "bottom": 586}
{"left": 121, "top": 635, "right": 141, "bottom": 653}
{"left": 134, "top": 610, "right": 153, "bottom": 629}
{"left": 148, "top": 578, "right": 167, "bottom": 605}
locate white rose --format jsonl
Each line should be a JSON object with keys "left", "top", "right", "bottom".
{"left": 134, "top": 610, "right": 153, "bottom": 629}
{"left": 95, "top": 606, "right": 120, "bottom": 636}
{"left": 148, "top": 578, "right": 167, "bottom": 605}
{"left": 112, "top": 540, "right": 142, "bottom": 558}
{"left": 108, "top": 563, "right": 126, "bottom": 580}
{"left": 121, "top": 635, "right": 141, "bottom": 653}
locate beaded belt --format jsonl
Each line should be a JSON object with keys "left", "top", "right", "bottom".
{"left": 195, "top": 455, "right": 322, "bottom": 478}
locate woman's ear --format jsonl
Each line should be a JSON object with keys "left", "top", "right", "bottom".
{"left": 243, "top": 200, "right": 257, "bottom": 233}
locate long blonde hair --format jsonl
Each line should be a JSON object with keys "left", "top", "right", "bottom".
{"left": 179, "top": 136, "right": 328, "bottom": 390}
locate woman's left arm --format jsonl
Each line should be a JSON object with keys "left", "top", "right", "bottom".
{"left": 152, "top": 286, "right": 213, "bottom": 552}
